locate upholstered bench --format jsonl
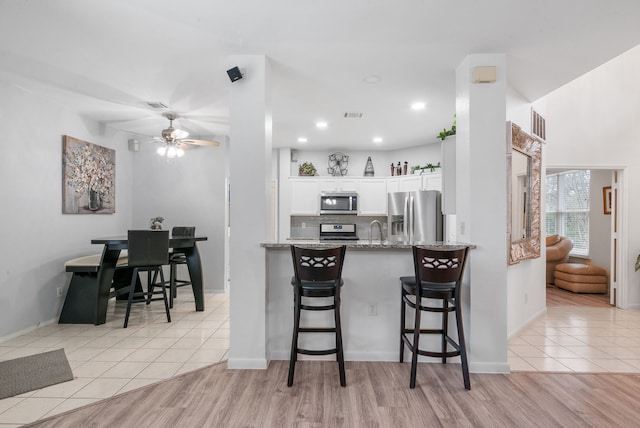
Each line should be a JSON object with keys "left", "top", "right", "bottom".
{"left": 64, "top": 251, "right": 128, "bottom": 272}
{"left": 59, "top": 251, "right": 129, "bottom": 324}
{"left": 554, "top": 262, "right": 608, "bottom": 294}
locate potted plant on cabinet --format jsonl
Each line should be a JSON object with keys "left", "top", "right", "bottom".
{"left": 437, "top": 114, "right": 456, "bottom": 141}
{"left": 298, "top": 162, "right": 317, "bottom": 176}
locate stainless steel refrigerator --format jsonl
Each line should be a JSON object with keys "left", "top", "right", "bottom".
{"left": 388, "top": 190, "right": 443, "bottom": 243}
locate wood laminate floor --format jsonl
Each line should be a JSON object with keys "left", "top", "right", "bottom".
{"left": 24, "top": 360, "right": 640, "bottom": 428}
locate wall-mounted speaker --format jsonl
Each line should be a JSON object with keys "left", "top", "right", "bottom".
{"left": 472, "top": 66, "right": 496, "bottom": 83}
{"left": 128, "top": 138, "right": 139, "bottom": 152}
{"left": 226, "top": 66, "right": 243, "bottom": 82}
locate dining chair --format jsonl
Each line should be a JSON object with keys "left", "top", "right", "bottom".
{"left": 167, "top": 226, "right": 196, "bottom": 308}
{"left": 123, "top": 230, "right": 171, "bottom": 328}
{"left": 288, "top": 245, "right": 347, "bottom": 387}
{"left": 399, "top": 245, "right": 471, "bottom": 389}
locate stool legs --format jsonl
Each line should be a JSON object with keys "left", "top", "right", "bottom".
{"left": 287, "top": 292, "right": 346, "bottom": 387}
{"left": 287, "top": 292, "right": 302, "bottom": 387}
{"left": 334, "top": 293, "right": 346, "bottom": 387}
{"left": 400, "top": 291, "right": 470, "bottom": 390}
{"left": 409, "top": 298, "right": 421, "bottom": 389}
{"left": 124, "top": 267, "right": 170, "bottom": 328}
{"left": 455, "top": 296, "right": 471, "bottom": 390}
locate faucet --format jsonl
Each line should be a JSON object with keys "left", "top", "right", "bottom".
{"left": 369, "top": 220, "right": 384, "bottom": 243}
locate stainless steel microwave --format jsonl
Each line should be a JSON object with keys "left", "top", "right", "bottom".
{"left": 319, "top": 192, "right": 358, "bottom": 215}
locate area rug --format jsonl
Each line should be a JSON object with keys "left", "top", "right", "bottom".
{"left": 0, "top": 349, "right": 74, "bottom": 399}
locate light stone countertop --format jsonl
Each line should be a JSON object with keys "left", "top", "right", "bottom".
{"left": 261, "top": 240, "right": 475, "bottom": 249}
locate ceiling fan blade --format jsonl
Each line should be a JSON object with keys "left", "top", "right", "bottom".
{"left": 171, "top": 128, "right": 189, "bottom": 139}
{"left": 181, "top": 139, "right": 221, "bottom": 147}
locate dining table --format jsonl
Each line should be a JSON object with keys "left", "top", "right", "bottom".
{"left": 59, "top": 234, "right": 207, "bottom": 325}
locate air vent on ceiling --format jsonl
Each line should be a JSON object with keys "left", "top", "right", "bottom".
{"left": 343, "top": 112, "right": 363, "bottom": 118}
{"left": 144, "top": 101, "right": 168, "bottom": 109}
{"left": 531, "top": 109, "right": 546, "bottom": 141}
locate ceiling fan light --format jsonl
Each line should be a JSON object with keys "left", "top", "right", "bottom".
{"left": 177, "top": 148, "right": 185, "bottom": 157}
{"left": 167, "top": 146, "right": 178, "bottom": 158}
{"left": 157, "top": 146, "right": 167, "bottom": 156}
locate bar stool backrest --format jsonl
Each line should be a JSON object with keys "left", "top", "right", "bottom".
{"left": 127, "top": 230, "right": 170, "bottom": 267}
{"left": 172, "top": 226, "right": 195, "bottom": 237}
{"left": 413, "top": 246, "right": 469, "bottom": 286}
{"left": 291, "top": 246, "right": 346, "bottom": 284}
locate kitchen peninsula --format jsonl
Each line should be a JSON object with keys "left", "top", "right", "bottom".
{"left": 261, "top": 240, "right": 474, "bottom": 362}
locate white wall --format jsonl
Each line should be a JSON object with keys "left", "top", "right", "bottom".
{"left": 506, "top": 87, "right": 547, "bottom": 339}
{"left": 130, "top": 139, "right": 227, "bottom": 292}
{"left": 543, "top": 44, "right": 640, "bottom": 309}
{"left": 0, "top": 77, "right": 228, "bottom": 340}
{"left": 589, "top": 170, "right": 612, "bottom": 271}
{"left": 0, "top": 80, "right": 133, "bottom": 338}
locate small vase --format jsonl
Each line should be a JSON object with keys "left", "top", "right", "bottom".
{"left": 88, "top": 190, "right": 99, "bottom": 211}
{"left": 364, "top": 157, "right": 375, "bottom": 177}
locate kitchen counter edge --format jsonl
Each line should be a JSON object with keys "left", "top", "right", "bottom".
{"left": 261, "top": 240, "right": 476, "bottom": 249}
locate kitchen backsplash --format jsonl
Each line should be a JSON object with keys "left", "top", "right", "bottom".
{"left": 291, "top": 215, "right": 387, "bottom": 240}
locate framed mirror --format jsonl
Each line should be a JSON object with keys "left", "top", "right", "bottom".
{"left": 507, "top": 121, "right": 542, "bottom": 265}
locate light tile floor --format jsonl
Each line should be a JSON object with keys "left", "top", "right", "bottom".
{"left": 0, "top": 292, "right": 229, "bottom": 427}
{"left": 509, "top": 304, "right": 640, "bottom": 373}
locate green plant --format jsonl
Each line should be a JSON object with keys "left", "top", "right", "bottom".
{"left": 299, "top": 162, "right": 317, "bottom": 176}
{"left": 437, "top": 114, "right": 456, "bottom": 141}
{"left": 150, "top": 216, "right": 164, "bottom": 224}
{"left": 412, "top": 162, "right": 441, "bottom": 172}
{"left": 635, "top": 254, "right": 640, "bottom": 272}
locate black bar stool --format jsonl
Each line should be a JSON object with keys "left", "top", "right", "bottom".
{"left": 288, "top": 245, "right": 347, "bottom": 387}
{"left": 167, "top": 226, "right": 196, "bottom": 308}
{"left": 123, "top": 230, "right": 171, "bottom": 328}
{"left": 399, "top": 245, "right": 470, "bottom": 389}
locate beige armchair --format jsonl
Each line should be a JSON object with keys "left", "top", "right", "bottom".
{"left": 546, "top": 235, "right": 573, "bottom": 284}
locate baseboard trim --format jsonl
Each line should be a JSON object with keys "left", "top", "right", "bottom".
{"left": 470, "top": 361, "right": 511, "bottom": 374}
{"left": 227, "top": 358, "right": 268, "bottom": 370}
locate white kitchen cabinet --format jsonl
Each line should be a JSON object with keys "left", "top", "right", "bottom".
{"left": 358, "top": 178, "right": 388, "bottom": 215}
{"left": 387, "top": 173, "right": 442, "bottom": 193}
{"left": 290, "top": 178, "right": 319, "bottom": 215}
{"left": 386, "top": 178, "right": 399, "bottom": 194}
{"left": 398, "top": 175, "right": 423, "bottom": 192}
{"left": 422, "top": 172, "right": 442, "bottom": 191}
{"left": 318, "top": 178, "right": 359, "bottom": 192}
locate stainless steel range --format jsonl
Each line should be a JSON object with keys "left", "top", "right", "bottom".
{"left": 319, "top": 223, "right": 359, "bottom": 241}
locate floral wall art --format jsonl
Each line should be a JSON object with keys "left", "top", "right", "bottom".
{"left": 62, "top": 135, "right": 115, "bottom": 214}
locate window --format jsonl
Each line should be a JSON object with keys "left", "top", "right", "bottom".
{"left": 545, "top": 170, "right": 590, "bottom": 255}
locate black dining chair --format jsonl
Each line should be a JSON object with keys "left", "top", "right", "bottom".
{"left": 399, "top": 245, "right": 471, "bottom": 389}
{"left": 288, "top": 245, "right": 347, "bottom": 387}
{"left": 123, "top": 230, "right": 171, "bottom": 328}
{"left": 166, "top": 226, "right": 195, "bottom": 308}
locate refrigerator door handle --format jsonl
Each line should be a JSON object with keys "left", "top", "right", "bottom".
{"left": 403, "top": 195, "right": 409, "bottom": 242}
{"left": 408, "top": 195, "right": 415, "bottom": 243}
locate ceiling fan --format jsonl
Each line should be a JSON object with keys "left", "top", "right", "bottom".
{"left": 154, "top": 112, "right": 220, "bottom": 158}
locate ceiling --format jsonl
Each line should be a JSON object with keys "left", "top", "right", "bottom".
{"left": 2, "top": 0, "right": 640, "bottom": 151}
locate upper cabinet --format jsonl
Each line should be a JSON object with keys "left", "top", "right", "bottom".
{"left": 422, "top": 173, "right": 442, "bottom": 191}
{"left": 358, "top": 178, "right": 388, "bottom": 215}
{"left": 289, "top": 173, "right": 442, "bottom": 217}
{"left": 318, "top": 178, "right": 359, "bottom": 193}
{"left": 398, "top": 175, "right": 423, "bottom": 192}
{"left": 290, "top": 178, "right": 319, "bottom": 215}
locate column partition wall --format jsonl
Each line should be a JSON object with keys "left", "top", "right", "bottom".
{"left": 227, "top": 55, "right": 272, "bottom": 369}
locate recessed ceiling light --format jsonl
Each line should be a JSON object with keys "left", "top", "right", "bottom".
{"left": 373, "top": 137, "right": 383, "bottom": 144}
{"left": 363, "top": 75, "right": 381, "bottom": 84}
{"left": 316, "top": 121, "right": 328, "bottom": 129}
{"left": 411, "top": 102, "right": 426, "bottom": 111}
{"left": 297, "top": 137, "right": 308, "bottom": 143}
